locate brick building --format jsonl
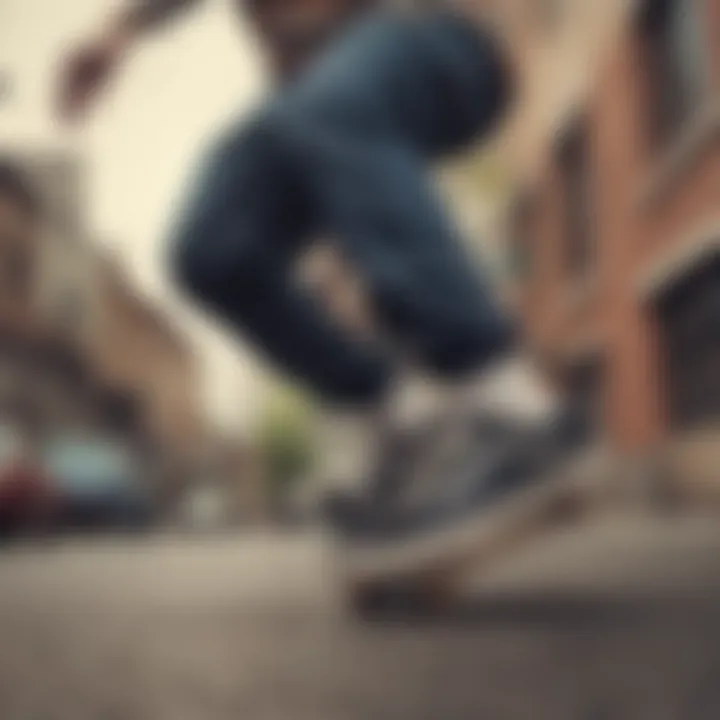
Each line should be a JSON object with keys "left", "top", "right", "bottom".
{"left": 0, "top": 149, "right": 204, "bottom": 498}
{"left": 0, "top": 151, "right": 97, "bottom": 433}
{"left": 504, "top": 0, "right": 720, "bottom": 481}
{"left": 87, "top": 253, "right": 203, "bottom": 461}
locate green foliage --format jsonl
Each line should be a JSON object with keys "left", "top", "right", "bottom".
{"left": 447, "top": 147, "right": 513, "bottom": 201}
{"left": 255, "top": 385, "right": 316, "bottom": 503}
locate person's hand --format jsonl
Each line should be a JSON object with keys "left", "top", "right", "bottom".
{"left": 56, "top": 26, "right": 132, "bottom": 124}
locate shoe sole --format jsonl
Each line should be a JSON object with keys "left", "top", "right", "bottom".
{"left": 331, "top": 447, "right": 607, "bottom": 610}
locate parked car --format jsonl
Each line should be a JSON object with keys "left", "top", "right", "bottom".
{"left": 43, "top": 434, "right": 155, "bottom": 531}
{"left": 0, "top": 424, "right": 56, "bottom": 540}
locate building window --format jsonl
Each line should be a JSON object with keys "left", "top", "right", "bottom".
{"left": 658, "top": 255, "right": 720, "bottom": 430}
{"left": 55, "top": 291, "right": 84, "bottom": 333}
{"left": 557, "top": 121, "right": 594, "bottom": 278}
{"left": 507, "top": 191, "right": 536, "bottom": 280}
{"left": 2, "top": 245, "right": 32, "bottom": 300}
{"left": 101, "top": 390, "right": 140, "bottom": 435}
{"left": 641, "top": 0, "right": 709, "bottom": 148}
{"left": 564, "top": 359, "right": 605, "bottom": 439}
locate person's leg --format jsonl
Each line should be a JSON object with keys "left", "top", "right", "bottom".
{"left": 329, "top": 142, "right": 514, "bottom": 377}
{"left": 242, "top": 10, "right": 516, "bottom": 517}
{"left": 169, "top": 112, "right": 391, "bottom": 406}
{"left": 267, "top": 10, "right": 515, "bottom": 381}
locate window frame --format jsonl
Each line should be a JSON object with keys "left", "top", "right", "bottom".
{"left": 640, "top": 0, "right": 711, "bottom": 151}
{"left": 657, "top": 253, "right": 720, "bottom": 430}
{"left": 556, "top": 118, "right": 595, "bottom": 280}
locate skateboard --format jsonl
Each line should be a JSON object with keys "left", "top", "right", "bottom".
{"left": 329, "top": 447, "right": 607, "bottom": 618}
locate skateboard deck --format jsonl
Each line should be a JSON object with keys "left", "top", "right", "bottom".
{"left": 330, "top": 448, "right": 608, "bottom": 617}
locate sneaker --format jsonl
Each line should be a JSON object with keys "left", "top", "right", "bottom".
{"left": 322, "top": 418, "right": 441, "bottom": 533}
{"left": 324, "top": 405, "right": 593, "bottom": 577}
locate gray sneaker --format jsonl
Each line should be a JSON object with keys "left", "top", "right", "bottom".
{"left": 323, "top": 406, "right": 592, "bottom": 571}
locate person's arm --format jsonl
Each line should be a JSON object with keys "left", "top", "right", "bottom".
{"left": 56, "top": 0, "right": 204, "bottom": 123}
{"left": 123, "top": 0, "right": 204, "bottom": 35}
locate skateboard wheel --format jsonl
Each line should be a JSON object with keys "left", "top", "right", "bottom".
{"left": 345, "top": 579, "right": 438, "bottom": 620}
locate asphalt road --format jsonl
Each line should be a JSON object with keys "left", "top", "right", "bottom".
{"left": 1, "top": 519, "right": 720, "bottom": 720}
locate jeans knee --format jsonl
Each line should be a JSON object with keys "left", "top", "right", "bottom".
{"left": 168, "top": 129, "right": 272, "bottom": 301}
{"left": 170, "top": 218, "right": 269, "bottom": 308}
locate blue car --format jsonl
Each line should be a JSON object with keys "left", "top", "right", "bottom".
{"left": 43, "top": 436, "right": 155, "bottom": 530}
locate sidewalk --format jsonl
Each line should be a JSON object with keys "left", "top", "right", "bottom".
{"left": 464, "top": 513, "right": 720, "bottom": 603}
{"left": 2, "top": 515, "right": 720, "bottom": 719}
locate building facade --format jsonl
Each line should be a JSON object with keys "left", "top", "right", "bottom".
{"left": 505, "top": 0, "right": 719, "bottom": 483}
{"left": 0, "top": 151, "right": 96, "bottom": 435}
{"left": 0, "top": 149, "right": 205, "bottom": 506}
{"left": 87, "top": 253, "right": 203, "bottom": 459}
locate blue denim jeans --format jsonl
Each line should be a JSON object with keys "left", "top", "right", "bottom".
{"left": 170, "top": 9, "right": 514, "bottom": 405}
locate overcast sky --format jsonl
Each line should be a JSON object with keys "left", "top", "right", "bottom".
{"left": 0, "top": 0, "right": 273, "bottom": 432}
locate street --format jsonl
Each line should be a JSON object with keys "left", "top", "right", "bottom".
{"left": 2, "top": 519, "right": 720, "bottom": 720}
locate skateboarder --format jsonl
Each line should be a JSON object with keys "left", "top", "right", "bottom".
{"left": 57, "top": 0, "right": 578, "bottom": 551}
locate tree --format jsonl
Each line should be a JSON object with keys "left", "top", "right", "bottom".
{"left": 255, "top": 385, "right": 316, "bottom": 512}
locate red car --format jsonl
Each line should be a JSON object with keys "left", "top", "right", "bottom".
{"left": 0, "top": 432, "right": 56, "bottom": 540}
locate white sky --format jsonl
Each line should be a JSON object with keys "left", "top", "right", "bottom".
{"left": 0, "top": 0, "right": 273, "bottom": 433}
